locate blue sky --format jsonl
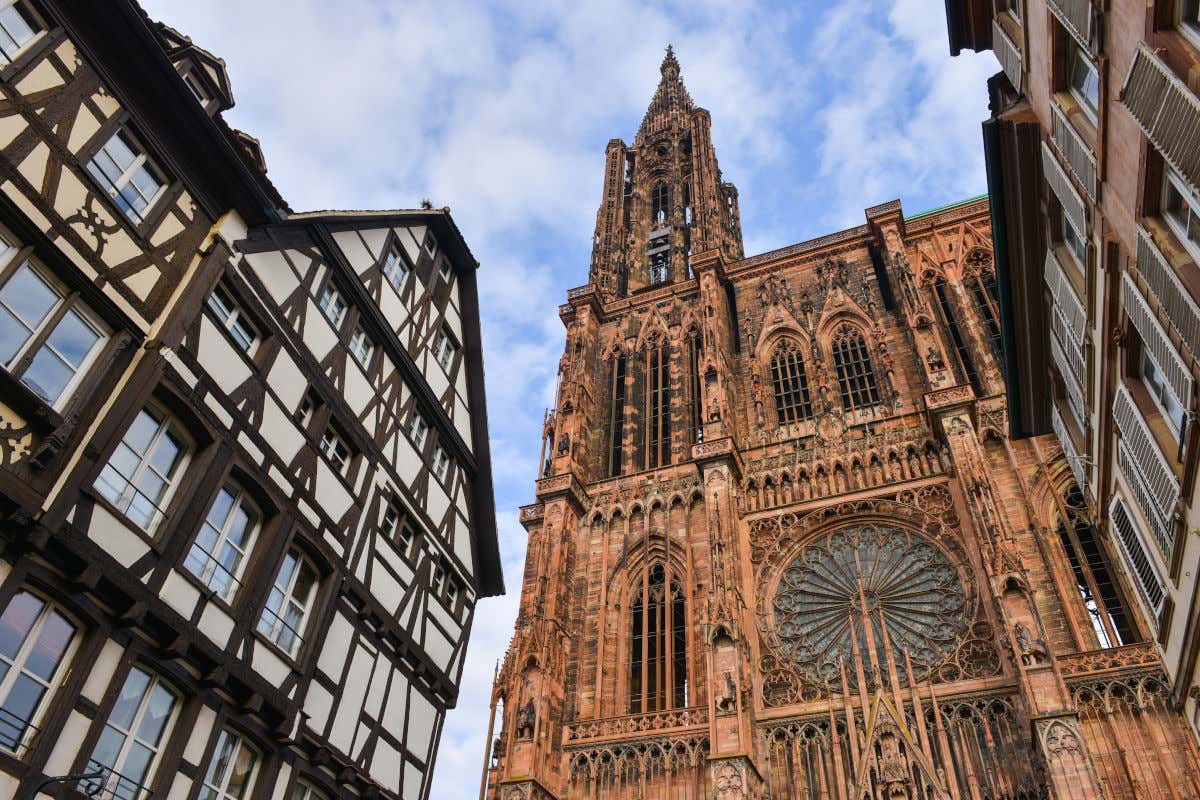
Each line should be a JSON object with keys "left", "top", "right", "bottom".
{"left": 139, "top": 1, "right": 998, "bottom": 797}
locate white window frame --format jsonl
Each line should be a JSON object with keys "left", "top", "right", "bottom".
{"left": 84, "top": 666, "right": 179, "bottom": 800}
{"left": 200, "top": 729, "right": 259, "bottom": 800}
{"left": 0, "top": 257, "right": 108, "bottom": 408}
{"left": 1067, "top": 43, "right": 1100, "bottom": 122}
{"left": 1061, "top": 207, "right": 1087, "bottom": 269}
{"left": 382, "top": 247, "right": 409, "bottom": 291}
{"left": 0, "top": 1, "right": 44, "bottom": 66}
{"left": 1141, "top": 348, "right": 1188, "bottom": 440}
{"left": 1179, "top": 0, "right": 1200, "bottom": 49}
{"left": 432, "top": 326, "right": 457, "bottom": 371}
{"left": 207, "top": 282, "right": 259, "bottom": 356}
{"left": 0, "top": 591, "right": 77, "bottom": 754}
{"left": 317, "top": 285, "right": 347, "bottom": 328}
{"left": 349, "top": 325, "right": 373, "bottom": 367}
{"left": 1162, "top": 167, "right": 1200, "bottom": 266}
{"left": 424, "top": 232, "right": 438, "bottom": 259}
{"left": 409, "top": 413, "right": 429, "bottom": 450}
{"left": 257, "top": 548, "right": 319, "bottom": 656}
{"left": 94, "top": 406, "right": 190, "bottom": 532}
{"left": 438, "top": 258, "right": 452, "bottom": 284}
{"left": 186, "top": 484, "right": 260, "bottom": 601}
{"left": 291, "top": 781, "right": 329, "bottom": 800}
{"left": 382, "top": 496, "right": 417, "bottom": 554}
{"left": 86, "top": 129, "right": 168, "bottom": 225}
{"left": 319, "top": 426, "right": 351, "bottom": 475}
{"left": 432, "top": 445, "right": 451, "bottom": 483}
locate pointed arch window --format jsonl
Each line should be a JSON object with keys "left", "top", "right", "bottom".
{"left": 932, "top": 277, "right": 982, "bottom": 394}
{"left": 770, "top": 339, "right": 813, "bottom": 424}
{"left": 651, "top": 183, "right": 670, "bottom": 225}
{"left": 686, "top": 332, "right": 703, "bottom": 444}
{"left": 607, "top": 354, "right": 627, "bottom": 477}
{"left": 971, "top": 269, "right": 1005, "bottom": 373}
{"left": 629, "top": 563, "right": 687, "bottom": 713}
{"left": 832, "top": 327, "right": 880, "bottom": 410}
{"left": 645, "top": 342, "right": 671, "bottom": 469}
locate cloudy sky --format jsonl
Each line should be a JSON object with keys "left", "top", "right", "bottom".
{"left": 140, "top": 1, "right": 998, "bottom": 796}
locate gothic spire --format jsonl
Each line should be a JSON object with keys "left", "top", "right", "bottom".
{"left": 637, "top": 44, "right": 695, "bottom": 142}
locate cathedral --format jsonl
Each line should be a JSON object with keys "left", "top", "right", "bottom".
{"left": 482, "top": 48, "right": 1200, "bottom": 799}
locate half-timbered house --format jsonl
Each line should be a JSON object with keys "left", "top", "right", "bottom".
{"left": 0, "top": 3, "right": 502, "bottom": 800}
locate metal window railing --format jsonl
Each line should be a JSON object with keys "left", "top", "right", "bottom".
{"left": 81, "top": 759, "right": 156, "bottom": 800}
{"left": 0, "top": 706, "right": 38, "bottom": 755}
{"left": 258, "top": 603, "right": 305, "bottom": 653}
{"left": 184, "top": 543, "right": 244, "bottom": 599}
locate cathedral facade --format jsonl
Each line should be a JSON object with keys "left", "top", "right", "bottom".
{"left": 483, "top": 49, "right": 1200, "bottom": 799}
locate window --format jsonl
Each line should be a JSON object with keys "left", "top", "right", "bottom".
{"left": 291, "top": 781, "right": 329, "bottom": 800}
{"left": 87, "top": 129, "right": 167, "bottom": 225}
{"left": 381, "top": 247, "right": 409, "bottom": 290}
{"left": 1057, "top": 483, "right": 1137, "bottom": 648}
{"left": 185, "top": 484, "right": 259, "bottom": 601}
{"left": 182, "top": 70, "right": 210, "bottom": 105}
{"left": 207, "top": 283, "right": 258, "bottom": 355}
{"left": 432, "top": 326, "right": 457, "bottom": 371}
{"left": 648, "top": 230, "right": 670, "bottom": 285}
{"left": 0, "top": 1, "right": 41, "bottom": 65}
{"left": 686, "top": 336, "right": 703, "bottom": 444}
{"left": 1068, "top": 44, "right": 1099, "bottom": 120}
{"left": 431, "top": 561, "right": 446, "bottom": 596}
{"left": 971, "top": 269, "right": 1005, "bottom": 370}
{"left": 650, "top": 183, "right": 670, "bottom": 225}
{"left": 0, "top": 260, "right": 106, "bottom": 406}
{"left": 432, "top": 445, "right": 451, "bottom": 482}
{"left": 319, "top": 426, "right": 352, "bottom": 475}
{"left": 1162, "top": 167, "right": 1200, "bottom": 265}
{"left": 933, "top": 279, "right": 982, "bottom": 395}
{"left": 349, "top": 325, "right": 373, "bottom": 367}
{"left": 438, "top": 259, "right": 452, "bottom": 284}
{"left": 1004, "top": 0, "right": 1021, "bottom": 22}
{"left": 0, "top": 591, "right": 76, "bottom": 753}
{"left": 199, "top": 729, "right": 258, "bottom": 800}
{"left": 257, "top": 548, "right": 319, "bottom": 655}
{"left": 424, "top": 232, "right": 438, "bottom": 259}
{"left": 296, "top": 390, "right": 320, "bottom": 429}
{"left": 409, "top": 412, "right": 429, "bottom": 450}
{"left": 317, "top": 285, "right": 346, "bottom": 328}
{"left": 1178, "top": 0, "right": 1200, "bottom": 46}
{"left": 382, "top": 498, "right": 416, "bottom": 554}
{"left": 95, "top": 406, "right": 188, "bottom": 532}
{"left": 832, "top": 327, "right": 881, "bottom": 410}
{"left": 607, "top": 355, "right": 626, "bottom": 477}
{"left": 645, "top": 342, "right": 671, "bottom": 469}
{"left": 770, "top": 340, "right": 813, "bottom": 424}
{"left": 1061, "top": 207, "right": 1088, "bottom": 268}
{"left": 83, "top": 666, "right": 178, "bottom": 800}
{"left": 629, "top": 564, "right": 687, "bottom": 713}
{"left": 1141, "top": 348, "right": 1187, "bottom": 437}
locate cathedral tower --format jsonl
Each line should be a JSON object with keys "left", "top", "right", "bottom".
{"left": 482, "top": 49, "right": 1200, "bottom": 800}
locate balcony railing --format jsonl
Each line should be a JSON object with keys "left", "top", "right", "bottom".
{"left": 1112, "top": 383, "right": 1179, "bottom": 523}
{"left": 1116, "top": 441, "right": 1175, "bottom": 561}
{"left": 1135, "top": 224, "right": 1200, "bottom": 358}
{"left": 1051, "top": 402, "right": 1089, "bottom": 494}
{"left": 564, "top": 706, "right": 707, "bottom": 743}
{"left": 1048, "top": 0, "right": 1096, "bottom": 53}
{"left": 1121, "top": 271, "right": 1194, "bottom": 410}
{"left": 992, "top": 19, "right": 1023, "bottom": 94}
{"left": 1122, "top": 43, "right": 1200, "bottom": 189}
{"left": 1042, "top": 141, "right": 1088, "bottom": 238}
{"left": 1051, "top": 101, "right": 1098, "bottom": 201}
{"left": 0, "top": 707, "right": 38, "bottom": 755}
{"left": 1109, "top": 493, "right": 1166, "bottom": 617}
{"left": 81, "top": 759, "right": 156, "bottom": 800}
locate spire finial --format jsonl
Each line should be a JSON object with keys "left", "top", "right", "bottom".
{"left": 661, "top": 43, "right": 680, "bottom": 78}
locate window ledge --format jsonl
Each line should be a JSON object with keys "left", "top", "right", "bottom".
{"left": 79, "top": 485, "right": 164, "bottom": 552}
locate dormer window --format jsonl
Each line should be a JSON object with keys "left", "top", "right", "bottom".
{"left": 182, "top": 69, "right": 210, "bottom": 106}
{"left": 0, "top": 1, "right": 42, "bottom": 65}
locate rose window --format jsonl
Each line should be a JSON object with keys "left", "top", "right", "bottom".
{"left": 773, "top": 524, "right": 970, "bottom": 686}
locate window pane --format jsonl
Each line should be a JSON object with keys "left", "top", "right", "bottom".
{"left": 0, "top": 305, "right": 29, "bottom": 363}
{"left": 89, "top": 725, "right": 126, "bottom": 773}
{"left": 1, "top": 673, "right": 46, "bottom": 724}
{"left": 207, "top": 488, "right": 236, "bottom": 529}
{"left": 124, "top": 410, "right": 161, "bottom": 452}
{"left": 0, "top": 4, "right": 39, "bottom": 61}
{"left": 227, "top": 741, "right": 257, "bottom": 798}
{"left": 105, "top": 134, "right": 139, "bottom": 174}
{"left": 110, "top": 667, "right": 151, "bottom": 729}
{"left": 0, "top": 592, "right": 43, "bottom": 659}
{"left": 22, "top": 347, "right": 73, "bottom": 403}
{"left": 1, "top": 265, "right": 59, "bottom": 332}
{"left": 137, "top": 683, "right": 176, "bottom": 745}
{"left": 24, "top": 610, "right": 73, "bottom": 680}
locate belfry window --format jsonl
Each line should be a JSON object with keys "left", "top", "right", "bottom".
{"left": 770, "top": 340, "right": 813, "bottom": 424}
{"left": 607, "top": 355, "right": 626, "bottom": 477}
{"left": 687, "top": 334, "right": 702, "bottom": 443}
{"left": 651, "top": 183, "right": 670, "bottom": 225}
{"left": 1057, "top": 483, "right": 1137, "bottom": 648}
{"left": 832, "top": 327, "right": 881, "bottom": 410}
{"left": 648, "top": 230, "right": 670, "bottom": 285}
{"left": 933, "top": 278, "right": 982, "bottom": 394}
{"left": 629, "top": 564, "right": 687, "bottom": 713}
{"left": 645, "top": 343, "right": 671, "bottom": 469}
{"left": 971, "top": 270, "right": 1004, "bottom": 372}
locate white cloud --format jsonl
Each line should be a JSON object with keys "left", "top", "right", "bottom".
{"left": 135, "top": 2, "right": 994, "bottom": 798}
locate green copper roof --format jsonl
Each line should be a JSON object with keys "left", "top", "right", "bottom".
{"left": 905, "top": 193, "right": 989, "bottom": 221}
